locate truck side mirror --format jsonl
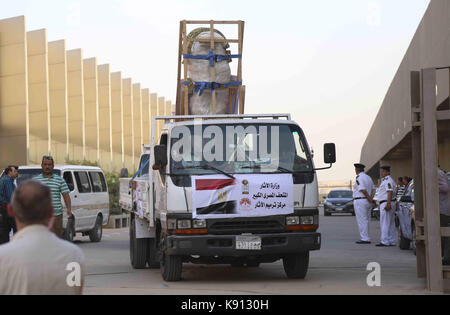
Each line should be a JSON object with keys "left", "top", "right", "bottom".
{"left": 154, "top": 145, "right": 168, "bottom": 168}
{"left": 324, "top": 143, "right": 336, "bottom": 164}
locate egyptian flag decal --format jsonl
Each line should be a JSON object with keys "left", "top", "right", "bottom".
{"left": 194, "top": 179, "right": 237, "bottom": 216}
{"left": 195, "top": 179, "right": 235, "bottom": 191}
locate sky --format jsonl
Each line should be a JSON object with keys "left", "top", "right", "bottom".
{"left": 1, "top": 0, "right": 430, "bottom": 182}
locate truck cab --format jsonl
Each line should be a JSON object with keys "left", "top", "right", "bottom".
{"left": 120, "top": 114, "right": 336, "bottom": 281}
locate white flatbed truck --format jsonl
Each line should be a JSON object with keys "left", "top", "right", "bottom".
{"left": 119, "top": 114, "right": 336, "bottom": 281}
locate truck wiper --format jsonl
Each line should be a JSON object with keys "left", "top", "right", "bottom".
{"left": 202, "top": 164, "right": 236, "bottom": 179}
{"left": 176, "top": 164, "right": 235, "bottom": 179}
{"left": 276, "top": 166, "right": 295, "bottom": 174}
{"left": 275, "top": 166, "right": 314, "bottom": 174}
{"left": 241, "top": 164, "right": 310, "bottom": 174}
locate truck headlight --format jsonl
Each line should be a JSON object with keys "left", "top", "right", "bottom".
{"left": 286, "top": 216, "right": 300, "bottom": 226}
{"left": 177, "top": 220, "right": 192, "bottom": 229}
{"left": 300, "top": 216, "right": 314, "bottom": 225}
{"left": 193, "top": 219, "right": 206, "bottom": 229}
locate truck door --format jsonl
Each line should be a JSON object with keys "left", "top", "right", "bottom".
{"left": 154, "top": 133, "right": 168, "bottom": 217}
{"left": 73, "top": 171, "right": 93, "bottom": 230}
{"left": 133, "top": 154, "right": 150, "bottom": 219}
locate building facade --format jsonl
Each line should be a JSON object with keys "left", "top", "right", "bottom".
{"left": 0, "top": 16, "right": 171, "bottom": 173}
{"left": 361, "top": 0, "right": 450, "bottom": 182}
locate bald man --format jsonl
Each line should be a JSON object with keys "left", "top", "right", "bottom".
{"left": 0, "top": 180, "right": 84, "bottom": 295}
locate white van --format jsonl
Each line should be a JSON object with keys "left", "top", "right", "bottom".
{"left": 17, "top": 165, "right": 110, "bottom": 243}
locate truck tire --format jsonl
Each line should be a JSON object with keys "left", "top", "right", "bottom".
{"left": 147, "top": 238, "right": 160, "bottom": 269}
{"left": 89, "top": 215, "right": 103, "bottom": 243}
{"left": 130, "top": 217, "right": 148, "bottom": 269}
{"left": 283, "top": 252, "right": 309, "bottom": 279}
{"left": 160, "top": 231, "right": 182, "bottom": 281}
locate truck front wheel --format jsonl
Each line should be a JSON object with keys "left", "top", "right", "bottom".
{"left": 160, "top": 231, "right": 182, "bottom": 281}
{"left": 283, "top": 252, "right": 309, "bottom": 279}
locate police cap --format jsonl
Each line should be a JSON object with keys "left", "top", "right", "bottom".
{"left": 354, "top": 163, "right": 365, "bottom": 170}
{"left": 380, "top": 165, "right": 391, "bottom": 172}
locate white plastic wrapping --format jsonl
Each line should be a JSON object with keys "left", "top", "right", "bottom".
{"left": 187, "top": 31, "right": 231, "bottom": 83}
{"left": 187, "top": 31, "right": 231, "bottom": 115}
{"left": 190, "top": 89, "right": 229, "bottom": 115}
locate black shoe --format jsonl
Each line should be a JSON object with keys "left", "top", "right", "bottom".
{"left": 443, "top": 259, "right": 450, "bottom": 266}
{"left": 356, "top": 241, "right": 371, "bottom": 244}
{"left": 376, "top": 243, "right": 389, "bottom": 247}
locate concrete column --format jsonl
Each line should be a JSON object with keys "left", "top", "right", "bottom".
{"left": 98, "top": 64, "right": 112, "bottom": 172}
{"left": 133, "top": 83, "right": 142, "bottom": 165}
{"left": 0, "top": 16, "right": 29, "bottom": 167}
{"left": 122, "top": 78, "right": 134, "bottom": 172}
{"left": 150, "top": 93, "right": 158, "bottom": 144}
{"left": 48, "top": 40, "right": 69, "bottom": 164}
{"left": 110, "top": 72, "right": 123, "bottom": 171}
{"left": 165, "top": 100, "right": 172, "bottom": 116}
{"left": 27, "top": 29, "right": 51, "bottom": 164}
{"left": 142, "top": 88, "right": 150, "bottom": 146}
{"left": 67, "top": 49, "right": 85, "bottom": 162}
{"left": 83, "top": 57, "right": 99, "bottom": 164}
{"left": 157, "top": 96, "right": 165, "bottom": 141}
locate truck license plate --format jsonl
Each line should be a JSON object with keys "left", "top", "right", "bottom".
{"left": 236, "top": 236, "right": 262, "bottom": 250}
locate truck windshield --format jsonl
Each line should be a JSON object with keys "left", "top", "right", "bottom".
{"left": 170, "top": 123, "right": 313, "bottom": 176}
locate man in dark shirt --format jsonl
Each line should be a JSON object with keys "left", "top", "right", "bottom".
{"left": 0, "top": 166, "right": 19, "bottom": 244}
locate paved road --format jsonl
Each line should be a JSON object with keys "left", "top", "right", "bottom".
{"left": 78, "top": 208, "right": 428, "bottom": 295}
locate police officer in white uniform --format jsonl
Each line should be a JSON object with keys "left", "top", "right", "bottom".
{"left": 353, "top": 163, "right": 375, "bottom": 244}
{"left": 376, "top": 165, "right": 397, "bottom": 247}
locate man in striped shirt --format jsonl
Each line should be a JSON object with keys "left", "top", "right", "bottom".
{"left": 395, "top": 177, "right": 406, "bottom": 201}
{"left": 34, "top": 156, "right": 72, "bottom": 238}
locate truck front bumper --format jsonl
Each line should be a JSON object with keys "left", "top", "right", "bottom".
{"left": 165, "top": 232, "right": 321, "bottom": 257}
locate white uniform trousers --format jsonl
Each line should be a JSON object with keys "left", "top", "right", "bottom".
{"left": 354, "top": 199, "right": 372, "bottom": 242}
{"left": 380, "top": 202, "right": 397, "bottom": 246}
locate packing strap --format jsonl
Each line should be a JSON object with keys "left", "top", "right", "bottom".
{"left": 131, "top": 158, "right": 150, "bottom": 182}
{"left": 183, "top": 50, "right": 242, "bottom": 67}
{"left": 184, "top": 81, "right": 242, "bottom": 96}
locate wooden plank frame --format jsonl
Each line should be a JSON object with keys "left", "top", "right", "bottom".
{"left": 410, "top": 68, "right": 450, "bottom": 293}
{"left": 176, "top": 20, "right": 246, "bottom": 116}
{"left": 411, "top": 71, "right": 427, "bottom": 279}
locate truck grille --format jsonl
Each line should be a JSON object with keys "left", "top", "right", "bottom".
{"left": 209, "top": 220, "right": 284, "bottom": 235}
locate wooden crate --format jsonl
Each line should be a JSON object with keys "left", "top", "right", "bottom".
{"left": 176, "top": 20, "right": 246, "bottom": 116}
